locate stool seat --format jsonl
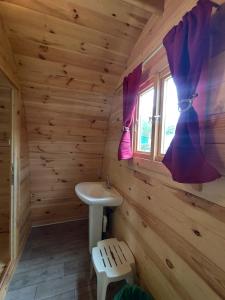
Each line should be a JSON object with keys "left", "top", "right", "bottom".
{"left": 92, "top": 238, "right": 135, "bottom": 300}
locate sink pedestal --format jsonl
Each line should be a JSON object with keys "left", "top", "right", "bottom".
{"left": 75, "top": 182, "right": 123, "bottom": 253}
{"left": 89, "top": 205, "right": 103, "bottom": 253}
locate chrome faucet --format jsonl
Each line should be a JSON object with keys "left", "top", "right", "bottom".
{"left": 106, "top": 175, "right": 111, "bottom": 189}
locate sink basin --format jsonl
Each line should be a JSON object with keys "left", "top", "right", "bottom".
{"left": 75, "top": 182, "right": 123, "bottom": 207}
{"left": 75, "top": 181, "right": 123, "bottom": 253}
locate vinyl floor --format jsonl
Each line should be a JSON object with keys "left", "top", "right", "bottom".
{"left": 5, "top": 220, "right": 123, "bottom": 300}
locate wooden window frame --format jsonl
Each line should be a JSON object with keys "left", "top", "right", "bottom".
{"left": 133, "top": 77, "right": 157, "bottom": 160}
{"left": 155, "top": 68, "right": 171, "bottom": 161}
{"left": 133, "top": 67, "right": 178, "bottom": 163}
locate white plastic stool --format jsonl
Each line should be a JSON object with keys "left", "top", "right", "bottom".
{"left": 92, "top": 238, "right": 135, "bottom": 300}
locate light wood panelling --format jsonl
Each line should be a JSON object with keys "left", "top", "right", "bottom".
{"left": 205, "top": 6, "right": 225, "bottom": 176}
{"left": 0, "top": 12, "right": 30, "bottom": 299}
{"left": 0, "top": 0, "right": 161, "bottom": 89}
{"left": 9, "top": 36, "right": 124, "bottom": 76}
{"left": 24, "top": 86, "right": 108, "bottom": 225}
{"left": 0, "top": 88, "right": 11, "bottom": 237}
{"left": 0, "top": 16, "right": 17, "bottom": 87}
{"left": 17, "top": 100, "right": 31, "bottom": 252}
{"left": 15, "top": 55, "right": 119, "bottom": 93}
{"left": 0, "top": 88, "right": 11, "bottom": 281}
{"left": 0, "top": 0, "right": 161, "bottom": 225}
{"left": 103, "top": 1, "right": 225, "bottom": 299}
{"left": 0, "top": 0, "right": 156, "bottom": 30}
{"left": 122, "top": 0, "right": 164, "bottom": 14}
{"left": 104, "top": 95, "right": 225, "bottom": 299}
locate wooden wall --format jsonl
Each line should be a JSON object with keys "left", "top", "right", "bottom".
{"left": 0, "top": 12, "right": 31, "bottom": 258}
{"left": 16, "top": 94, "right": 31, "bottom": 254}
{"left": 0, "top": 87, "right": 11, "bottom": 276}
{"left": 0, "top": 0, "right": 163, "bottom": 226}
{"left": 0, "top": 88, "right": 11, "bottom": 233}
{"left": 103, "top": 1, "right": 225, "bottom": 299}
{"left": 0, "top": 14, "right": 30, "bottom": 299}
{"left": 25, "top": 85, "right": 110, "bottom": 226}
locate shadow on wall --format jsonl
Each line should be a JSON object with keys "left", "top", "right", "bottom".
{"left": 205, "top": 3, "right": 225, "bottom": 174}
{"left": 211, "top": 3, "right": 225, "bottom": 57}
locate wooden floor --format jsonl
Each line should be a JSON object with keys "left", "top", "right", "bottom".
{"left": 5, "top": 220, "right": 123, "bottom": 300}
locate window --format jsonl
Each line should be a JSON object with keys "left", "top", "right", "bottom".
{"left": 133, "top": 71, "right": 179, "bottom": 161}
{"left": 160, "top": 76, "right": 179, "bottom": 154}
{"left": 134, "top": 83, "right": 155, "bottom": 157}
{"left": 136, "top": 87, "right": 154, "bottom": 153}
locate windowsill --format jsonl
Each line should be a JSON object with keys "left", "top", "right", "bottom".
{"left": 128, "top": 156, "right": 203, "bottom": 192}
{"left": 133, "top": 152, "right": 153, "bottom": 160}
{"left": 130, "top": 155, "right": 170, "bottom": 176}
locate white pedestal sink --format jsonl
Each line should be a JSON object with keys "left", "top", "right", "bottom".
{"left": 75, "top": 182, "right": 123, "bottom": 253}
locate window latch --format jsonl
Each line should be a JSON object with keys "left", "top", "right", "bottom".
{"left": 154, "top": 115, "right": 161, "bottom": 119}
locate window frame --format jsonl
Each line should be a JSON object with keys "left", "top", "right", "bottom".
{"left": 157, "top": 69, "right": 179, "bottom": 160}
{"left": 133, "top": 77, "right": 157, "bottom": 159}
{"left": 156, "top": 68, "right": 171, "bottom": 161}
{"left": 132, "top": 67, "right": 179, "bottom": 163}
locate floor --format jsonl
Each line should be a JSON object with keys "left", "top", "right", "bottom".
{"left": 5, "top": 220, "right": 123, "bottom": 300}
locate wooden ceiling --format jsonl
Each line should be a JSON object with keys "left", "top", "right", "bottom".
{"left": 0, "top": 0, "right": 163, "bottom": 95}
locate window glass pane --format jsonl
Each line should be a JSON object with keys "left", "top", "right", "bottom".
{"left": 161, "top": 76, "right": 179, "bottom": 154}
{"left": 137, "top": 87, "right": 154, "bottom": 152}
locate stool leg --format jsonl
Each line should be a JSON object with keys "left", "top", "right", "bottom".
{"left": 97, "top": 273, "right": 108, "bottom": 300}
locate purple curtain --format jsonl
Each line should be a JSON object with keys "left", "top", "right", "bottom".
{"left": 118, "top": 64, "right": 142, "bottom": 160}
{"left": 162, "top": 0, "right": 221, "bottom": 183}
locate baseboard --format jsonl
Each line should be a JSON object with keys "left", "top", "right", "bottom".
{"left": 31, "top": 217, "right": 88, "bottom": 228}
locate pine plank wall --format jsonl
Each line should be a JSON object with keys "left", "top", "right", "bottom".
{"left": 0, "top": 87, "right": 11, "bottom": 276}
{"left": 0, "top": 15, "right": 30, "bottom": 298}
{"left": 24, "top": 85, "right": 109, "bottom": 225}
{"left": 1, "top": 17, "right": 31, "bottom": 257}
{"left": 0, "top": 0, "right": 225, "bottom": 299}
{"left": 0, "top": 88, "right": 11, "bottom": 235}
{"left": 102, "top": 0, "right": 225, "bottom": 299}
{"left": 0, "top": 0, "right": 159, "bottom": 226}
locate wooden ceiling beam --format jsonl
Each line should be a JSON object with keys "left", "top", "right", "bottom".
{"left": 121, "top": 0, "right": 164, "bottom": 14}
